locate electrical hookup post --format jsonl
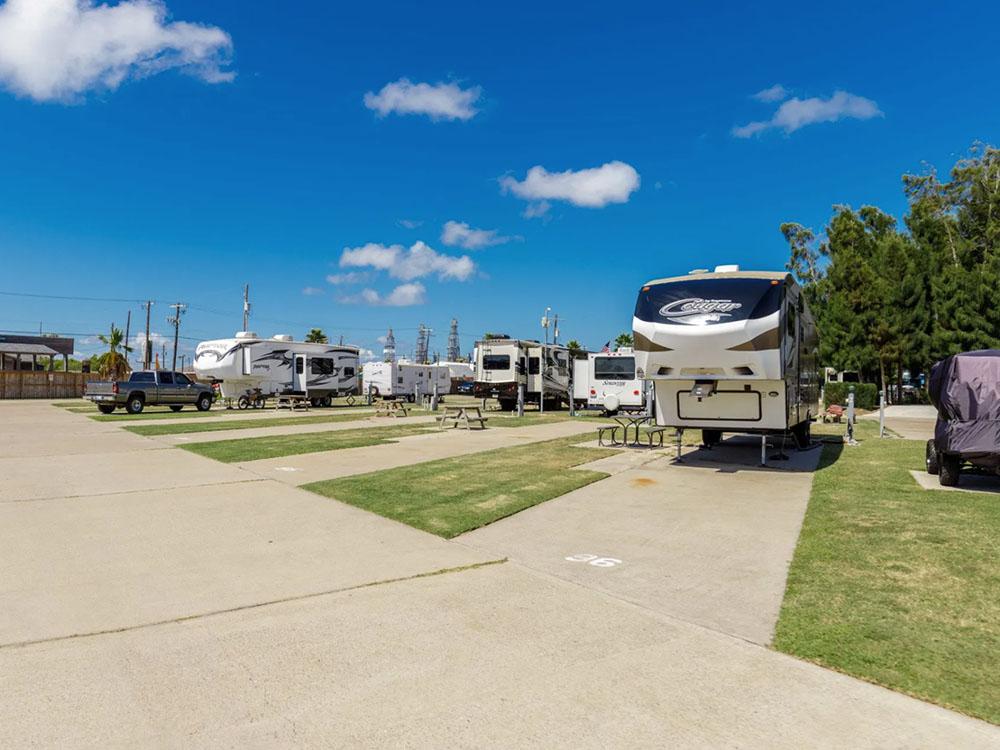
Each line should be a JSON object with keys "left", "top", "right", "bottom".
{"left": 846, "top": 386, "right": 858, "bottom": 446}
{"left": 878, "top": 388, "right": 886, "bottom": 438}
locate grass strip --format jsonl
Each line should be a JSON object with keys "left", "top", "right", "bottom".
{"left": 87, "top": 406, "right": 373, "bottom": 422}
{"left": 774, "top": 421, "right": 1000, "bottom": 725}
{"left": 125, "top": 411, "right": 378, "bottom": 436}
{"left": 181, "top": 422, "right": 436, "bottom": 462}
{"left": 302, "top": 434, "right": 616, "bottom": 538}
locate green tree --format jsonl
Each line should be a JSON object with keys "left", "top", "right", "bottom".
{"left": 95, "top": 324, "right": 131, "bottom": 380}
{"left": 565, "top": 339, "right": 586, "bottom": 359}
{"left": 614, "top": 332, "right": 633, "bottom": 349}
{"left": 305, "top": 328, "right": 329, "bottom": 343}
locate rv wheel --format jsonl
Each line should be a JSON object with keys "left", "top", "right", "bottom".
{"left": 925, "top": 439, "right": 939, "bottom": 475}
{"left": 938, "top": 453, "right": 961, "bottom": 487}
{"left": 792, "top": 421, "right": 811, "bottom": 449}
{"left": 321, "top": 396, "right": 332, "bottom": 408}
{"left": 702, "top": 429, "right": 722, "bottom": 449}
{"left": 497, "top": 398, "right": 515, "bottom": 412}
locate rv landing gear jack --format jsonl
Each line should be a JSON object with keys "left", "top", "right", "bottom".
{"left": 760, "top": 435, "right": 767, "bottom": 467}
{"left": 675, "top": 429, "right": 685, "bottom": 463}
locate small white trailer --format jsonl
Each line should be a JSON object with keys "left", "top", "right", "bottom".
{"left": 194, "top": 332, "right": 359, "bottom": 406}
{"left": 362, "top": 360, "right": 451, "bottom": 401}
{"left": 579, "top": 348, "right": 646, "bottom": 413}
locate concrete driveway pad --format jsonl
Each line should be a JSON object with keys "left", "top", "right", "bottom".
{"left": 1, "top": 563, "right": 995, "bottom": 748}
{"left": 460, "top": 439, "right": 821, "bottom": 644}
{"left": 0, "top": 478, "right": 494, "bottom": 645}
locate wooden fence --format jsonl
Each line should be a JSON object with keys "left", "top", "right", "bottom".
{"left": 0, "top": 371, "right": 101, "bottom": 399}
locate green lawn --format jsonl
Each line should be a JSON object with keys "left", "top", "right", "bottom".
{"left": 87, "top": 405, "right": 373, "bottom": 422}
{"left": 302, "top": 434, "right": 615, "bottom": 537}
{"left": 774, "top": 421, "right": 1000, "bottom": 725}
{"left": 181, "top": 422, "right": 437, "bottom": 462}
{"left": 124, "top": 411, "right": 376, "bottom": 436}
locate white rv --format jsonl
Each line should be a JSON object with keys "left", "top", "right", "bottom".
{"left": 194, "top": 332, "right": 360, "bottom": 406}
{"left": 579, "top": 348, "right": 646, "bottom": 413}
{"left": 362, "top": 360, "right": 451, "bottom": 401}
{"left": 632, "top": 266, "right": 819, "bottom": 446}
{"left": 438, "top": 360, "right": 475, "bottom": 393}
{"left": 473, "top": 338, "right": 572, "bottom": 410}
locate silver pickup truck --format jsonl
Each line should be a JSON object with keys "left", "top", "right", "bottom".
{"left": 85, "top": 370, "right": 214, "bottom": 414}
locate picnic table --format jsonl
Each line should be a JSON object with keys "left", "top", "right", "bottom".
{"left": 437, "top": 405, "right": 489, "bottom": 430}
{"left": 374, "top": 398, "right": 410, "bottom": 418}
{"left": 275, "top": 392, "right": 310, "bottom": 411}
{"left": 613, "top": 414, "right": 654, "bottom": 446}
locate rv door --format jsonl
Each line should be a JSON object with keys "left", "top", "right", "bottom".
{"left": 293, "top": 354, "right": 308, "bottom": 394}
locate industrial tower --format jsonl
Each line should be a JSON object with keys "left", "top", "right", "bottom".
{"left": 382, "top": 328, "right": 396, "bottom": 362}
{"left": 414, "top": 324, "right": 432, "bottom": 364}
{"left": 446, "top": 318, "right": 460, "bottom": 361}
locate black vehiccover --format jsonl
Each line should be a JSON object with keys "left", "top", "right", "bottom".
{"left": 929, "top": 350, "right": 1000, "bottom": 458}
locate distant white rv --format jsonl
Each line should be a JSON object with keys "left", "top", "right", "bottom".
{"left": 438, "top": 360, "right": 475, "bottom": 392}
{"left": 362, "top": 360, "right": 451, "bottom": 401}
{"left": 632, "top": 266, "right": 819, "bottom": 447}
{"left": 473, "top": 338, "right": 572, "bottom": 410}
{"left": 194, "top": 332, "right": 359, "bottom": 406}
{"left": 577, "top": 348, "right": 646, "bottom": 413}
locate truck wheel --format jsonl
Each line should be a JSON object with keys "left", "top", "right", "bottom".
{"left": 170, "top": 405, "right": 183, "bottom": 412}
{"left": 702, "top": 429, "right": 722, "bottom": 449}
{"left": 98, "top": 404, "right": 115, "bottom": 414}
{"left": 126, "top": 395, "right": 144, "bottom": 414}
{"left": 925, "top": 439, "right": 939, "bottom": 475}
{"left": 939, "top": 453, "right": 961, "bottom": 487}
{"left": 196, "top": 393, "right": 213, "bottom": 412}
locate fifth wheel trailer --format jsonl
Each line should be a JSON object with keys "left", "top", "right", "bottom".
{"left": 632, "top": 266, "right": 819, "bottom": 447}
{"left": 473, "top": 338, "right": 572, "bottom": 410}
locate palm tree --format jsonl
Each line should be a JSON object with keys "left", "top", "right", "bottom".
{"left": 566, "top": 339, "right": 586, "bottom": 359}
{"left": 95, "top": 324, "right": 132, "bottom": 379}
{"left": 614, "top": 332, "right": 633, "bottom": 349}
{"left": 305, "top": 328, "right": 329, "bottom": 343}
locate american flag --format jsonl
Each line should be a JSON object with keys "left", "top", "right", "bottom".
{"left": 600, "top": 341, "right": 611, "bottom": 353}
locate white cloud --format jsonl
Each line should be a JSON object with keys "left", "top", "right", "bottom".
{"left": 733, "top": 90, "right": 882, "bottom": 138}
{"left": 340, "top": 241, "right": 475, "bottom": 282}
{"left": 341, "top": 283, "right": 426, "bottom": 307}
{"left": 397, "top": 218, "right": 423, "bottom": 229}
{"left": 440, "top": 220, "right": 513, "bottom": 250}
{"left": 363, "top": 78, "right": 481, "bottom": 121}
{"left": 325, "top": 271, "right": 371, "bottom": 285}
{"left": 358, "top": 348, "right": 377, "bottom": 361}
{"left": 0, "top": 0, "right": 233, "bottom": 102}
{"left": 301, "top": 286, "right": 324, "bottom": 296}
{"left": 500, "top": 161, "right": 640, "bottom": 208}
{"left": 752, "top": 84, "right": 788, "bottom": 103}
{"left": 522, "top": 201, "right": 551, "bottom": 219}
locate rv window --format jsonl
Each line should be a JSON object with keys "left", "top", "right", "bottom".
{"left": 528, "top": 357, "right": 540, "bottom": 375}
{"left": 482, "top": 355, "right": 510, "bottom": 370}
{"left": 158, "top": 371, "right": 174, "bottom": 385}
{"left": 174, "top": 373, "right": 191, "bottom": 385}
{"left": 594, "top": 356, "right": 635, "bottom": 380}
{"left": 343, "top": 367, "right": 355, "bottom": 378}
{"left": 634, "top": 277, "right": 783, "bottom": 326}
{"left": 295, "top": 358, "right": 304, "bottom": 374}
{"left": 310, "top": 358, "right": 335, "bottom": 375}
{"left": 397, "top": 376, "right": 403, "bottom": 384}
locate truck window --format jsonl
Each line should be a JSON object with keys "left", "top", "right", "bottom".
{"left": 130, "top": 372, "right": 155, "bottom": 383}
{"left": 174, "top": 373, "right": 191, "bottom": 385}
{"left": 311, "top": 358, "right": 334, "bottom": 375}
{"left": 594, "top": 356, "right": 636, "bottom": 380}
{"left": 482, "top": 355, "right": 510, "bottom": 370}
{"left": 158, "top": 371, "right": 174, "bottom": 384}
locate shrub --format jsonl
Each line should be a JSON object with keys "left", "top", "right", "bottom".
{"left": 823, "top": 382, "right": 879, "bottom": 410}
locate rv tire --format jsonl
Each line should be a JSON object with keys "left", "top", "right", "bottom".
{"left": 97, "top": 404, "right": 115, "bottom": 414}
{"left": 939, "top": 453, "right": 961, "bottom": 487}
{"left": 702, "top": 429, "right": 722, "bottom": 449}
{"left": 196, "top": 393, "right": 213, "bottom": 412}
{"left": 791, "top": 421, "right": 811, "bottom": 449}
{"left": 925, "top": 439, "right": 939, "bottom": 475}
{"left": 321, "top": 396, "right": 333, "bottom": 408}
{"left": 498, "top": 398, "right": 515, "bottom": 412}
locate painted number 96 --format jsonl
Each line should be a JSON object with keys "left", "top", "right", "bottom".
{"left": 564, "top": 553, "right": 622, "bottom": 568}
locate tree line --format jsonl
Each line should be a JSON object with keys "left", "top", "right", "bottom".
{"left": 782, "top": 143, "right": 1000, "bottom": 395}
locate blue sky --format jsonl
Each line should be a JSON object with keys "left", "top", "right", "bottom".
{"left": 1, "top": 1, "right": 997, "bottom": 361}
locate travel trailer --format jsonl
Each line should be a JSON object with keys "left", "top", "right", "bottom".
{"left": 473, "top": 338, "right": 572, "bottom": 410}
{"left": 632, "top": 266, "right": 819, "bottom": 447}
{"left": 575, "top": 348, "right": 647, "bottom": 413}
{"left": 194, "top": 332, "right": 359, "bottom": 406}
{"left": 362, "top": 360, "right": 451, "bottom": 401}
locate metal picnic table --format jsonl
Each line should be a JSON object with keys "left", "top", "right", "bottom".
{"left": 613, "top": 414, "right": 654, "bottom": 446}
{"left": 437, "top": 405, "right": 489, "bottom": 430}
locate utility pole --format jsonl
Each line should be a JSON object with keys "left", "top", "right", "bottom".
{"left": 540, "top": 307, "right": 552, "bottom": 414}
{"left": 179, "top": 354, "right": 186, "bottom": 371}
{"left": 123, "top": 310, "right": 132, "bottom": 370}
{"left": 167, "top": 303, "right": 187, "bottom": 371}
{"left": 142, "top": 301, "right": 154, "bottom": 369}
{"left": 242, "top": 284, "right": 251, "bottom": 331}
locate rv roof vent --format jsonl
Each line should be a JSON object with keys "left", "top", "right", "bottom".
{"left": 272, "top": 334, "right": 294, "bottom": 342}
{"left": 714, "top": 264, "right": 740, "bottom": 273}
{"left": 688, "top": 268, "right": 709, "bottom": 275}
{"left": 235, "top": 331, "right": 258, "bottom": 339}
